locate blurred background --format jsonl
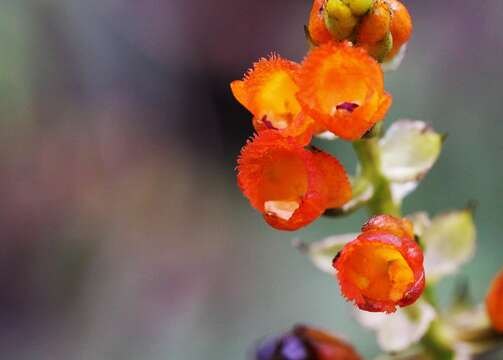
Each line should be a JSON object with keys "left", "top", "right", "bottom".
{"left": 0, "top": 0, "right": 502, "bottom": 359}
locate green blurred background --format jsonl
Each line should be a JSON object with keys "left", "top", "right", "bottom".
{"left": 0, "top": 0, "right": 501, "bottom": 359}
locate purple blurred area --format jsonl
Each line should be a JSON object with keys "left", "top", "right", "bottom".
{"left": 0, "top": 1, "right": 502, "bottom": 359}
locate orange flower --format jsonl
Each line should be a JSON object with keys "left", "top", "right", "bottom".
{"left": 237, "top": 131, "right": 351, "bottom": 231}
{"left": 308, "top": 0, "right": 333, "bottom": 45}
{"left": 385, "top": 0, "right": 413, "bottom": 61}
{"left": 255, "top": 324, "right": 362, "bottom": 360}
{"left": 297, "top": 41, "right": 392, "bottom": 140}
{"left": 333, "top": 215, "right": 425, "bottom": 313}
{"left": 486, "top": 267, "right": 503, "bottom": 333}
{"left": 230, "top": 55, "right": 315, "bottom": 144}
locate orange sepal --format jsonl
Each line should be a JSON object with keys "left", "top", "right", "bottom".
{"left": 308, "top": 0, "right": 333, "bottom": 45}
{"left": 486, "top": 267, "right": 503, "bottom": 333}
{"left": 333, "top": 215, "right": 425, "bottom": 313}
{"left": 386, "top": 0, "right": 413, "bottom": 60}
{"left": 356, "top": 0, "right": 392, "bottom": 45}
{"left": 297, "top": 41, "right": 392, "bottom": 140}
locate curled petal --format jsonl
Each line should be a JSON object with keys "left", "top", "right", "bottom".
{"left": 297, "top": 41, "right": 392, "bottom": 140}
{"left": 334, "top": 215, "right": 425, "bottom": 313}
{"left": 237, "top": 131, "right": 351, "bottom": 231}
{"left": 231, "top": 55, "right": 316, "bottom": 143}
{"left": 486, "top": 267, "right": 503, "bottom": 333}
{"left": 362, "top": 214, "right": 414, "bottom": 240}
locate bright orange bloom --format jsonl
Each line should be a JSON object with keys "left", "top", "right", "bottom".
{"left": 333, "top": 215, "right": 425, "bottom": 313}
{"left": 385, "top": 0, "right": 413, "bottom": 61}
{"left": 230, "top": 55, "right": 315, "bottom": 144}
{"left": 297, "top": 41, "right": 392, "bottom": 140}
{"left": 486, "top": 267, "right": 503, "bottom": 333}
{"left": 237, "top": 131, "right": 351, "bottom": 231}
{"left": 256, "top": 325, "right": 362, "bottom": 360}
{"left": 308, "top": 0, "right": 333, "bottom": 45}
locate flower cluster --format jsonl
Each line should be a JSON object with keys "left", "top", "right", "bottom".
{"left": 308, "top": 0, "right": 412, "bottom": 63}
{"left": 230, "top": 1, "right": 502, "bottom": 358}
{"left": 232, "top": 7, "right": 404, "bottom": 229}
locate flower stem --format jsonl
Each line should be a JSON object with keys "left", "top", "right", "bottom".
{"left": 352, "top": 138, "right": 400, "bottom": 217}
{"left": 353, "top": 136, "right": 455, "bottom": 359}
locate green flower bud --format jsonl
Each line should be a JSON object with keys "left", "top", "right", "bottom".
{"left": 372, "top": 31, "right": 393, "bottom": 62}
{"left": 324, "top": 0, "right": 358, "bottom": 40}
{"left": 347, "top": 0, "right": 374, "bottom": 16}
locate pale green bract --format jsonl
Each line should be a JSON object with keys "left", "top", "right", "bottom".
{"left": 355, "top": 301, "right": 436, "bottom": 352}
{"left": 408, "top": 209, "right": 476, "bottom": 281}
{"left": 379, "top": 120, "right": 443, "bottom": 183}
{"left": 294, "top": 233, "right": 358, "bottom": 274}
{"left": 421, "top": 210, "right": 476, "bottom": 281}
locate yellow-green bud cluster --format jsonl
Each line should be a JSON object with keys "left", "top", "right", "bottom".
{"left": 323, "top": 0, "right": 373, "bottom": 40}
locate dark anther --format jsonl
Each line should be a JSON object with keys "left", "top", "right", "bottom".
{"left": 333, "top": 251, "right": 342, "bottom": 265}
{"left": 336, "top": 102, "right": 359, "bottom": 113}
{"left": 262, "top": 116, "right": 276, "bottom": 130}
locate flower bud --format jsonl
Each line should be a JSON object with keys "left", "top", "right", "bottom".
{"left": 255, "top": 325, "right": 362, "bottom": 360}
{"left": 346, "top": 0, "right": 374, "bottom": 16}
{"left": 486, "top": 267, "right": 503, "bottom": 333}
{"left": 323, "top": 0, "right": 359, "bottom": 40}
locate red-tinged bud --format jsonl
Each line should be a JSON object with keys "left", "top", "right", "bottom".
{"left": 255, "top": 325, "right": 363, "bottom": 360}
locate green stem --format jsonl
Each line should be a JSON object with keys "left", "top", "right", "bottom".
{"left": 353, "top": 137, "right": 455, "bottom": 359}
{"left": 352, "top": 138, "right": 400, "bottom": 216}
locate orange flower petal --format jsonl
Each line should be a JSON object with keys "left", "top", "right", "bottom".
{"left": 313, "top": 150, "right": 352, "bottom": 209}
{"left": 362, "top": 214, "right": 414, "bottom": 239}
{"left": 308, "top": 0, "right": 333, "bottom": 45}
{"left": 237, "top": 131, "right": 351, "bottom": 231}
{"left": 486, "top": 267, "right": 503, "bottom": 333}
{"left": 231, "top": 55, "right": 317, "bottom": 143}
{"left": 386, "top": 0, "right": 413, "bottom": 60}
{"left": 334, "top": 215, "right": 425, "bottom": 313}
{"left": 297, "top": 41, "right": 392, "bottom": 140}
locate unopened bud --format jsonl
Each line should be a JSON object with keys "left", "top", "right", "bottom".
{"left": 324, "top": 0, "right": 358, "bottom": 40}
{"left": 346, "top": 0, "right": 374, "bottom": 16}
